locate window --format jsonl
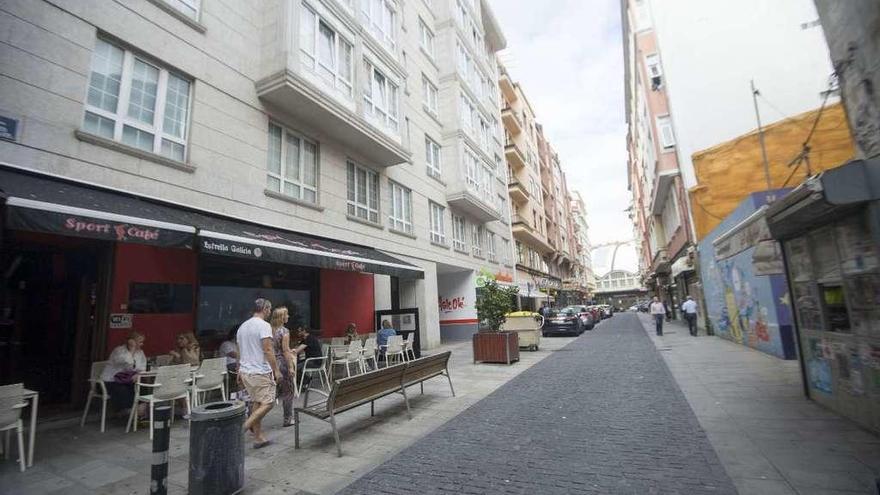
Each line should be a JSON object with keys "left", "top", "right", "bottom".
{"left": 163, "top": 0, "right": 200, "bottom": 20}
{"left": 363, "top": 60, "right": 399, "bottom": 133}
{"left": 660, "top": 188, "right": 681, "bottom": 241}
{"left": 645, "top": 53, "right": 662, "bottom": 89}
{"left": 422, "top": 76, "right": 438, "bottom": 115}
{"left": 459, "top": 93, "right": 475, "bottom": 133}
{"left": 502, "top": 238, "right": 510, "bottom": 265}
{"left": 389, "top": 181, "right": 413, "bottom": 233}
{"left": 487, "top": 232, "right": 497, "bottom": 262}
{"left": 498, "top": 194, "right": 507, "bottom": 219}
{"left": 429, "top": 202, "right": 446, "bottom": 244}
{"left": 346, "top": 161, "right": 380, "bottom": 223}
{"left": 267, "top": 123, "right": 319, "bottom": 203}
{"left": 471, "top": 224, "right": 484, "bottom": 257}
{"left": 83, "top": 38, "right": 192, "bottom": 161}
{"left": 301, "top": 5, "right": 354, "bottom": 97}
{"left": 361, "top": 0, "right": 395, "bottom": 50}
{"left": 657, "top": 115, "right": 675, "bottom": 148}
{"left": 516, "top": 241, "right": 524, "bottom": 264}
{"left": 452, "top": 214, "right": 467, "bottom": 251}
{"left": 464, "top": 146, "right": 479, "bottom": 190}
{"left": 425, "top": 136, "right": 441, "bottom": 177}
{"left": 129, "top": 282, "right": 193, "bottom": 313}
{"left": 418, "top": 19, "right": 435, "bottom": 58}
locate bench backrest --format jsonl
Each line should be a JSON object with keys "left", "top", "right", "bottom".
{"left": 401, "top": 351, "right": 451, "bottom": 386}
{"left": 329, "top": 363, "right": 406, "bottom": 411}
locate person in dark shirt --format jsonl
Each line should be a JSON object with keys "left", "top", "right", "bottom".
{"left": 293, "top": 326, "right": 324, "bottom": 385}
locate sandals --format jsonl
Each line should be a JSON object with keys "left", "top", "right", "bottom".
{"left": 254, "top": 440, "right": 272, "bottom": 449}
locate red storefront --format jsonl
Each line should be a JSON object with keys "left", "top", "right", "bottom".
{"left": 0, "top": 165, "right": 422, "bottom": 411}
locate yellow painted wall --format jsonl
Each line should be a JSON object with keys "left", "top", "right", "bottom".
{"left": 689, "top": 103, "right": 855, "bottom": 241}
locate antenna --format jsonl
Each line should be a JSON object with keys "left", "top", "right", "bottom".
{"left": 751, "top": 80, "right": 773, "bottom": 192}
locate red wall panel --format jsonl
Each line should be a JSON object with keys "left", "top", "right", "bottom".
{"left": 319, "top": 270, "right": 374, "bottom": 338}
{"left": 107, "top": 244, "right": 197, "bottom": 356}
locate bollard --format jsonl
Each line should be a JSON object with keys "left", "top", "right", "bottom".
{"left": 150, "top": 405, "right": 172, "bottom": 495}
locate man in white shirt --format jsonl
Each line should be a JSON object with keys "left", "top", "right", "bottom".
{"left": 649, "top": 296, "right": 666, "bottom": 336}
{"left": 681, "top": 296, "right": 699, "bottom": 337}
{"left": 237, "top": 298, "right": 279, "bottom": 449}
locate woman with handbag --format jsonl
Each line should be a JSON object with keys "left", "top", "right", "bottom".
{"left": 270, "top": 307, "right": 297, "bottom": 427}
{"left": 101, "top": 331, "right": 148, "bottom": 419}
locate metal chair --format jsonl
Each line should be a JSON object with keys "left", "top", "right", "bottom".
{"left": 0, "top": 383, "right": 27, "bottom": 472}
{"left": 80, "top": 360, "right": 110, "bottom": 432}
{"left": 191, "top": 358, "right": 227, "bottom": 407}
{"left": 127, "top": 364, "right": 192, "bottom": 440}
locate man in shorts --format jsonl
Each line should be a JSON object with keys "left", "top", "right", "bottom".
{"left": 236, "top": 298, "right": 279, "bottom": 448}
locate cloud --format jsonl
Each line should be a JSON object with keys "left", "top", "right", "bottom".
{"left": 489, "top": 0, "right": 632, "bottom": 245}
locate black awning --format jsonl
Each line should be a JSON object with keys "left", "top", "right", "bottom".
{"left": 0, "top": 167, "right": 195, "bottom": 248}
{"left": 193, "top": 215, "right": 424, "bottom": 279}
{"left": 0, "top": 166, "right": 424, "bottom": 279}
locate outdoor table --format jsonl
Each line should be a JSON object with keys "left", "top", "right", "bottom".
{"left": 22, "top": 388, "right": 38, "bottom": 467}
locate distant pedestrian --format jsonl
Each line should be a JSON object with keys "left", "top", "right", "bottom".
{"left": 650, "top": 297, "right": 666, "bottom": 336}
{"left": 237, "top": 298, "right": 279, "bottom": 449}
{"left": 682, "top": 296, "right": 699, "bottom": 336}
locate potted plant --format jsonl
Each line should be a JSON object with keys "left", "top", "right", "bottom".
{"left": 472, "top": 280, "right": 521, "bottom": 364}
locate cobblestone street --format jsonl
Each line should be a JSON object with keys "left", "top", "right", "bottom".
{"left": 340, "top": 313, "right": 736, "bottom": 495}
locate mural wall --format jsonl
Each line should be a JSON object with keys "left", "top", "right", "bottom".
{"left": 698, "top": 190, "right": 798, "bottom": 359}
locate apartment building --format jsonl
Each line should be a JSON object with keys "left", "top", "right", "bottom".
{"left": 0, "top": 0, "right": 512, "bottom": 405}
{"left": 570, "top": 192, "right": 596, "bottom": 297}
{"left": 622, "top": 0, "right": 694, "bottom": 315}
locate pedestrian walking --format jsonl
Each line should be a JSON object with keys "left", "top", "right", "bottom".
{"left": 650, "top": 297, "right": 666, "bottom": 336}
{"left": 270, "top": 306, "right": 297, "bottom": 427}
{"left": 681, "top": 296, "right": 699, "bottom": 336}
{"left": 237, "top": 298, "right": 279, "bottom": 449}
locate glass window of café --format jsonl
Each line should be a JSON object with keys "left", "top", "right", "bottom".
{"left": 197, "top": 257, "right": 319, "bottom": 347}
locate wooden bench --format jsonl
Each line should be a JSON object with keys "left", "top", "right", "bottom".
{"left": 294, "top": 351, "right": 454, "bottom": 456}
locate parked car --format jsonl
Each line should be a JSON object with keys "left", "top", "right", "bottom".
{"left": 598, "top": 304, "right": 614, "bottom": 319}
{"left": 586, "top": 305, "right": 602, "bottom": 323}
{"left": 628, "top": 305, "right": 639, "bottom": 312}
{"left": 561, "top": 305, "right": 595, "bottom": 330}
{"left": 542, "top": 307, "right": 584, "bottom": 336}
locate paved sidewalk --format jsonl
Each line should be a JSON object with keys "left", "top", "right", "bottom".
{"left": 0, "top": 334, "right": 577, "bottom": 495}
{"left": 339, "top": 313, "right": 736, "bottom": 494}
{"left": 639, "top": 313, "right": 880, "bottom": 495}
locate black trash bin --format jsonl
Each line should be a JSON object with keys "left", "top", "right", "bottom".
{"left": 189, "top": 400, "right": 246, "bottom": 495}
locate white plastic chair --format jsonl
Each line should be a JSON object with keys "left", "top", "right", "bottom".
{"left": 330, "top": 337, "right": 346, "bottom": 346}
{"left": 80, "top": 360, "right": 110, "bottom": 432}
{"left": 153, "top": 354, "right": 173, "bottom": 367}
{"left": 0, "top": 383, "right": 26, "bottom": 472}
{"left": 127, "top": 364, "right": 192, "bottom": 440}
{"left": 361, "top": 338, "right": 378, "bottom": 372}
{"left": 298, "top": 355, "right": 330, "bottom": 397}
{"left": 384, "top": 335, "right": 405, "bottom": 366}
{"left": 191, "top": 358, "right": 227, "bottom": 407}
{"left": 331, "top": 340, "right": 362, "bottom": 379}
{"left": 402, "top": 333, "right": 416, "bottom": 361}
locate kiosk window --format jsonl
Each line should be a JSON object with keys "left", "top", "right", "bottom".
{"left": 129, "top": 283, "right": 193, "bottom": 314}
{"left": 819, "top": 284, "right": 850, "bottom": 332}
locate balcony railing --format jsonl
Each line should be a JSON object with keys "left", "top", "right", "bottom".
{"left": 501, "top": 106, "right": 523, "bottom": 135}
{"left": 508, "top": 180, "right": 529, "bottom": 205}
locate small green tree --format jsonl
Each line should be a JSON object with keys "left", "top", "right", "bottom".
{"left": 476, "top": 279, "right": 520, "bottom": 331}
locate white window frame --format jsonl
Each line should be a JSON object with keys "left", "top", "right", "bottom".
{"left": 363, "top": 59, "right": 399, "bottom": 133}
{"left": 425, "top": 135, "right": 441, "bottom": 177}
{"left": 82, "top": 38, "right": 192, "bottom": 162}
{"left": 502, "top": 238, "right": 510, "bottom": 265}
{"left": 422, "top": 76, "right": 438, "bottom": 115}
{"left": 657, "top": 115, "right": 676, "bottom": 148}
{"left": 487, "top": 231, "right": 497, "bottom": 262}
{"left": 347, "top": 161, "right": 380, "bottom": 223}
{"left": 164, "top": 0, "right": 200, "bottom": 20}
{"left": 300, "top": 4, "right": 354, "bottom": 98}
{"left": 471, "top": 224, "right": 484, "bottom": 257}
{"left": 361, "top": 0, "right": 396, "bottom": 51}
{"left": 429, "top": 201, "right": 446, "bottom": 244}
{"left": 645, "top": 53, "right": 662, "bottom": 78}
{"left": 389, "top": 181, "right": 413, "bottom": 233}
{"left": 418, "top": 18, "right": 435, "bottom": 58}
{"left": 266, "top": 122, "right": 319, "bottom": 203}
{"left": 452, "top": 214, "right": 467, "bottom": 251}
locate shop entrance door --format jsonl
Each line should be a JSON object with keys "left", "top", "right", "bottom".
{"left": 1, "top": 235, "right": 106, "bottom": 409}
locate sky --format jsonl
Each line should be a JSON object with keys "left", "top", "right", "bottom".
{"left": 488, "top": 0, "right": 632, "bottom": 246}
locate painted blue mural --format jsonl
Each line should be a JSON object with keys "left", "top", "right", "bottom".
{"left": 698, "top": 190, "right": 798, "bottom": 359}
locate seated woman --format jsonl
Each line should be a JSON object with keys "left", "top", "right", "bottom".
{"left": 101, "top": 331, "right": 148, "bottom": 418}
{"left": 169, "top": 332, "right": 200, "bottom": 366}
{"left": 344, "top": 322, "right": 359, "bottom": 344}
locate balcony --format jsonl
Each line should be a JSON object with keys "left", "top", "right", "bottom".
{"left": 650, "top": 170, "right": 679, "bottom": 215}
{"left": 501, "top": 106, "right": 523, "bottom": 135}
{"left": 512, "top": 215, "right": 554, "bottom": 254}
{"left": 508, "top": 180, "right": 529, "bottom": 205}
{"left": 499, "top": 72, "right": 517, "bottom": 103}
{"left": 447, "top": 185, "right": 502, "bottom": 223}
{"left": 255, "top": 68, "right": 408, "bottom": 168}
{"left": 505, "top": 141, "right": 527, "bottom": 170}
